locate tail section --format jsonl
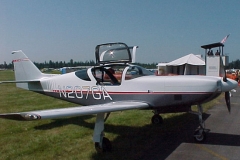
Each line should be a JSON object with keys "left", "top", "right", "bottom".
{"left": 1, "top": 51, "right": 58, "bottom": 90}
{"left": 10, "top": 50, "right": 58, "bottom": 90}
{"left": 12, "top": 50, "right": 43, "bottom": 81}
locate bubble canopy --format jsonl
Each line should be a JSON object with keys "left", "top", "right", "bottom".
{"left": 95, "top": 42, "right": 132, "bottom": 64}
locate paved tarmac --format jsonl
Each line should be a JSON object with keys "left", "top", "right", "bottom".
{"left": 135, "top": 86, "right": 240, "bottom": 160}
{"left": 165, "top": 86, "right": 240, "bottom": 160}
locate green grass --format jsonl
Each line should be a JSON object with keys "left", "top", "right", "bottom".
{"left": 0, "top": 70, "right": 223, "bottom": 160}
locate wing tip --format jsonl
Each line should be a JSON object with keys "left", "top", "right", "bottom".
{"left": 0, "top": 113, "right": 41, "bottom": 121}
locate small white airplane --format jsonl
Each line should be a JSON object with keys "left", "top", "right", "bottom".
{"left": 0, "top": 42, "right": 238, "bottom": 152}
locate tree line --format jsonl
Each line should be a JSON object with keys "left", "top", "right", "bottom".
{"left": 0, "top": 59, "right": 158, "bottom": 69}
{"left": 1, "top": 59, "right": 240, "bottom": 70}
{"left": 34, "top": 59, "right": 96, "bottom": 69}
{"left": 227, "top": 59, "right": 240, "bottom": 69}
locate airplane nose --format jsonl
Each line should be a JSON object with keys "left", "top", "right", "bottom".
{"left": 221, "top": 78, "right": 238, "bottom": 92}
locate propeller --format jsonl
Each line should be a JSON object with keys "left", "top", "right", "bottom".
{"left": 225, "top": 91, "right": 231, "bottom": 113}
{"left": 223, "top": 69, "right": 231, "bottom": 113}
{"left": 222, "top": 65, "right": 231, "bottom": 113}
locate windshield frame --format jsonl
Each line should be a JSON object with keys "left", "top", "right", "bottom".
{"left": 95, "top": 42, "right": 132, "bottom": 64}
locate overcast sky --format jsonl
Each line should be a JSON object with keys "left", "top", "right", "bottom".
{"left": 0, "top": 0, "right": 239, "bottom": 64}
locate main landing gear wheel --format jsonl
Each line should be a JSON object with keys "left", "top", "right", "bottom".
{"left": 95, "top": 137, "right": 112, "bottom": 153}
{"left": 151, "top": 114, "right": 163, "bottom": 124}
{"left": 93, "top": 113, "right": 112, "bottom": 153}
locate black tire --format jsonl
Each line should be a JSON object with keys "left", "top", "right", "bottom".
{"left": 151, "top": 115, "right": 163, "bottom": 124}
{"left": 102, "top": 137, "right": 112, "bottom": 152}
{"left": 194, "top": 130, "right": 206, "bottom": 142}
{"left": 95, "top": 137, "right": 112, "bottom": 153}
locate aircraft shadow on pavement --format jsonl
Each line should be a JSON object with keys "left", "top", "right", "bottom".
{"left": 34, "top": 112, "right": 240, "bottom": 160}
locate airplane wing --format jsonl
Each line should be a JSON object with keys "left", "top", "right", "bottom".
{"left": 0, "top": 101, "right": 149, "bottom": 121}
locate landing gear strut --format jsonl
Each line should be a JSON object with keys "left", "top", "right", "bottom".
{"left": 189, "top": 104, "right": 210, "bottom": 142}
{"left": 93, "top": 113, "right": 112, "bottom": 153}
{"left": 151, "top": 110, "right": 163, "bottom": 124}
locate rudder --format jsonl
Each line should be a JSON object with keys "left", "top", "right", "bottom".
{"left": 12, "top": 50, "right": 43, "bottom": 81}
{"left": 12, "top": 50, "right": 43, "bottom": 89}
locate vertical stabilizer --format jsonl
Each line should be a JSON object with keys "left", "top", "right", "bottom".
{"left": 12, "top": 50, "right": 43, "bottom": 81}
{"left": 12, "top": 50, "right": 43, "bottom": 89}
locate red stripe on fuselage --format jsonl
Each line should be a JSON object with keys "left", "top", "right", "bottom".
{"left": 108, "top": 92, "right": 213, "bottom": 95}
{"left": 50, "top": 90, "right": 213, "bottom": 95}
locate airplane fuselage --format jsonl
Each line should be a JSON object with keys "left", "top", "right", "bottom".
{"left": 32, "top": 65, "right": 223, "bottom": 112}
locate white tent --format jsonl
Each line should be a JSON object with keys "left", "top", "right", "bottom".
{"left": 157, "top": 54, "right": 205, "bottom": 75}
{"left": 167, "top": 54, "right": 205, "bottom": 66}
{"left": 168, "top": 54, "right": 205, "bottom": 75}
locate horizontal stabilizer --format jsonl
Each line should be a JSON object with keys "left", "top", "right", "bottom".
{"left": 0, "top": 101, "right": 149, "bottom": 121}
{"left": 0, "top": 80, "right": 40, "bottom": 84}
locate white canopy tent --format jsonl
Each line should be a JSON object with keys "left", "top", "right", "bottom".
{"left": 157, "top": 54, "right": 205, "bottom": 75}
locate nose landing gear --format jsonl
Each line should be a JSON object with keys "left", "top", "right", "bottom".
{"left": 189, "top": 104, "right": 210, "bottom": 142}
